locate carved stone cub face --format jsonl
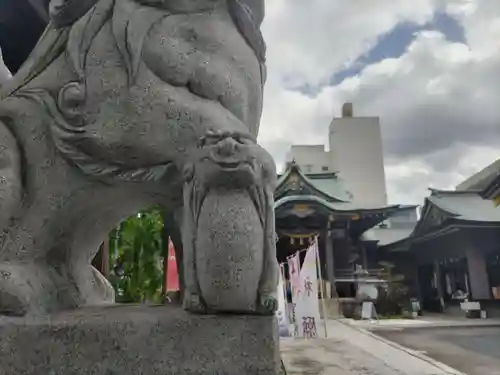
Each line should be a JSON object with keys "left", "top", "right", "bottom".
{"left": 183, "top": 131, "right": 276, "bottom": 192}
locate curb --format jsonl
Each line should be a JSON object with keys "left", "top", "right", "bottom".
{"left": 337, "top": 320, "right": 468, "bottom": 375}
{"left": 349, "top": 321, "right": 500, "bottom": 333}
{"left": 373, "top": 322, "right": 500, "bottom": 332}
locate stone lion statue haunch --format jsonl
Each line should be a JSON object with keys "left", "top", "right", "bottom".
{"left": 0, "top": 0, "right": 279, "bottom": 316}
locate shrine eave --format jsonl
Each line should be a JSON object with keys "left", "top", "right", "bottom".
{"left": 481, "top": 173, "right": 500, "bottom": 203}
{"left": 381, "top": 190, "right": 500, "bottom": 252}
{"left": 383, "top": 218, "right": 500, "bottom": 252}
{"left": 274, "top": 194, "right": 401, "bottom": 217}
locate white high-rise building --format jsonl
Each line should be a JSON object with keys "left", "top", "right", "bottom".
{"left": 285, "top": 103, "right": 388, "bottom": 208}
{"left": 284, "top": 145, "right": 332, "bottom": 174}
{"left": 329, "top": 103, "right": 388, "bottom": 208}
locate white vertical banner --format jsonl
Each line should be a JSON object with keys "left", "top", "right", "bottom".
{"left": 313, "top": 237, "right": 329, "bottom": 338}
{"left": 276, "top": 264, "right": 290, "bottom": 337}
{"left": 295, "top": 243, "right": 321, "bottom": 338}
{"left": 288, "top": 253, "right": 301, "bottom": 299}
{"left": 287, "top": 253, "right": 301, "bottom": 331}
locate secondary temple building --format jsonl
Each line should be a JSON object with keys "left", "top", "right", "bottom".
{"left": 379, "top": 159, "right": 500, "bottom": 313}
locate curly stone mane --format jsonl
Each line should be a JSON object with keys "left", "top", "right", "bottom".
{"left": 1, "top": 0, "right": 176, "bottom": 181}
{"left": 0, "top": 0, "right": 266, "bottom": 182}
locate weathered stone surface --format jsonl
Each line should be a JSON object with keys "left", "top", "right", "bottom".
{"left": 0, "top": 305, "right": 280, "bottom": 375}
{"left": 0, "top": 0, "right": 279, "bottom": 317}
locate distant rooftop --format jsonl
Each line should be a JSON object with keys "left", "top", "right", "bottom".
{"left": 428, "top": 189, "right": 500, "bottom": 222}
{"left": 456, "top": 159, "right": 500, "bottom": 192}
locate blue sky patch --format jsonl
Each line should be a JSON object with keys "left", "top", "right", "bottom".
{"left": 295, "top": 11, "right": 465, "bottom": 95}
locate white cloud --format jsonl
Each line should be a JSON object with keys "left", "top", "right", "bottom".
{"left": 446, "top": 0, "right": 500, "bottom": 58}
{"left": 262, "top": 0, "right": 437, "bottom": 87}
{"left": 258, "top": 0, "right": 500, "bottom": 206}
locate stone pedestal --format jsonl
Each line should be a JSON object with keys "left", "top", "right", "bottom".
{"left": 0, "top": 305, "right": 280, "bottom": 375}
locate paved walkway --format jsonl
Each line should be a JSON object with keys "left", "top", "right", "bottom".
{"left": 377, "top": 326, "right": 500, "bottom": 375}
{"left": 281, "top": 320, "right": 465, "bottom": 375}
{"left": 340, "top": 315, "right": 500, "bottom": 331}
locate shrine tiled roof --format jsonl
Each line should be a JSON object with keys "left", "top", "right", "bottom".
{"left": 427, "top": 189, "right": 500, "bottom": 222}
{"left": 275, "top": 162, "right": 352, "bottom": 203}
{"left": 380, "top": 189, "right": 500, "bottom": 252}
{"left": 363, "top": 227, "right": 415, "bottom": 246}
{"left": 307, "top": 175, "right": 354, "bottom": 203}
{"left": 481, "top": 172, "right": 500, "bottom": 200}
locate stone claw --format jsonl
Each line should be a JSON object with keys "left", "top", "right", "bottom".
{"left": 0, "top": 262, "right": 60, "bottom": 316}
{"left": 182, "top": 291, "right": 207, "bottom": 314}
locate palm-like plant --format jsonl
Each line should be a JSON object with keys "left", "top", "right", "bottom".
{"left": 109, "top": 208, "right": 165, "bottom": 303}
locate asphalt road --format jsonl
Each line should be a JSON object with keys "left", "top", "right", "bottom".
{"left": 376, "top": 327, "right": 500, "bottom": 375}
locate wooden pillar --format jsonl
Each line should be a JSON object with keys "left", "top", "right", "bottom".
{"left": 92, "top": 240, "right": 110, "bottom": 279}
{"left": 325, "top": 222, "right": 336, "bottom": 299}
{"left": 433, "top": 259, "right": 445, "bottom": 311}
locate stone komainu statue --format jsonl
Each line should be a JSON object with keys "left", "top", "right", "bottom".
{"left": 0, "top": 0, "right": 278, "bottom": 316}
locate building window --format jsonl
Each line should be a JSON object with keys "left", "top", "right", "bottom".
{"left": 303, "top": 164, "right": 313, "bottom": 173}
{"left": 322, "top": 166, "right": 329, "bottom": 171}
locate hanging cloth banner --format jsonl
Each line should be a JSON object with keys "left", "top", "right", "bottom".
{"left": 277, "top": 264, "right": 291, "bottom": 337}
{"left": 287, "top": 253, "right": 301, "bottom": 330}
{"left": 295, "top": 243, "right": 322, "bottom": 338}
{"left": 166, "top": 238, "right": 179, "bottom": 292}
{"left": 288, "top": 253, "right": 302, "bottom": 300}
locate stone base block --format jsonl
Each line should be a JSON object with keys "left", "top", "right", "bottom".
{"left": 0, "top": 305, "right": 280, "bottom": 375}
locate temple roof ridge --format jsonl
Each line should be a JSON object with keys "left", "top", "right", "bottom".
{"left": 274, "top": 194, "right": 400, "bottom": 212}
{"left": 276, "top": 161, "right": 352, "bottom": 203}
{"left": 428, "top": 187, "right": 482, "bottom": 196}
{"left": 380, "top": 188, "right": 500, "bottom": 252}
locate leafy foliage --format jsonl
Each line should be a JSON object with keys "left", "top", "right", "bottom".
{"left": 108, "top": 208, "right": 165, "bottom": 304}
{"left": 375, "top": 262, "right": 410, "bottom": 317}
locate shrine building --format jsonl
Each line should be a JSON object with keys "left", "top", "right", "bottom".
{"left": 379, "top": 159, "right": 500, "bottom": 313}
{"left": 274, "top": 160, "right": 416, "bottom": 299}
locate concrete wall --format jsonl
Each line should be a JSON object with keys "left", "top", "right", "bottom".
{"left": 285, "top": 145, "right": 333, "bottom": 174}
{"left": 329, "top": 108, "right": 388, "bottom": 208}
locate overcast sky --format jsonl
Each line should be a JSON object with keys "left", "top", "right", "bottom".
{"left": 258, "top": 0, "right": 500, "bottom": 205}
